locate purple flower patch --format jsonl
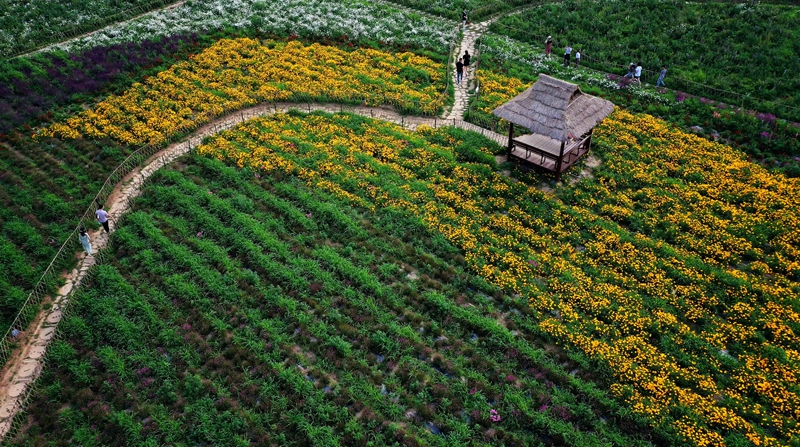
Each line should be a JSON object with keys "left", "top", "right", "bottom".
{"left": 756, "top": 112, "right": 777, "bottom": 124}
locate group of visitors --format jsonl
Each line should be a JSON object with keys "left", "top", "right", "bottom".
{"left": 78, "top": 203, "right": 111, "bottom": 256}
{"left": 455, "top": 50, "right": 471, "bottom": 86}
{"left": 622, "top": 62, "right": 668, "bottom": 87}
{"left": 546, "top": 37, "right": 581, "bottom": 67}
{"left": 545, "top": 36, "right": 668, "bottom": 87}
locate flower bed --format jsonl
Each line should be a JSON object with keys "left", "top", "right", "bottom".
{"left": 193, "top": 111, "right": 800, "bottom": 445}
{"left": 14, "top": 143, "right": 656, "bottom": 446}
{"left": 42, "top": 0, "right": 455, "bottom": 56}
{"left": 40, "top": 38, "right": 446, "bottom": 146}
{"left": 0, "top": 34, "right": 200, "bottom": 135}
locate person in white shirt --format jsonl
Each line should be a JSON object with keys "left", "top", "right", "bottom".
{"left": 634, "top": 62, "right": 642, "bottom": 84}
{"left": 95, "top": 204, "right": 110, "bottom": 233}
{"left": 575, "top": 49, "right": 581, "bottom": 67}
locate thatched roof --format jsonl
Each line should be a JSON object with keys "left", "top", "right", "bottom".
{"left": 492, "top": 74, "right": 614, "bottom": 142}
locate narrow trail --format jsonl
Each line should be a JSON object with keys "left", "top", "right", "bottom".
{"left": 444, "top": 17, "right": 502, "bottom": 121}
{"left": 0, "top": 100, "right": 505, "bottom": 439}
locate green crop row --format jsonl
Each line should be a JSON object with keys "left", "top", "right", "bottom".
{"left": 0, "top": 136, "right": 130, "bottom": 334}
{"left": 10, "top": 153, "right": 659, "bottom": 446}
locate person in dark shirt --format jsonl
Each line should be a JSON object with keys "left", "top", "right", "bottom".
{"left": 456, "top": 58, "right": 464, "bottom": 85}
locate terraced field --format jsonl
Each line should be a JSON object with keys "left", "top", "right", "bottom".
{"left": 2, "top": 1, "right": 800, "bottom": 446}
{"left": 14, "top": 147, "right": 656, "bottom": 446}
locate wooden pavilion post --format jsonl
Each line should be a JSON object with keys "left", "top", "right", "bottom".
{"left": 506, "top": 123, "right": 514, "bottom": 157}
{"left": 555, "top": 140, "right": 566, "bottom": 177}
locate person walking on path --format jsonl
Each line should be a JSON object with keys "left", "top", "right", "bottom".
{"left": 462, "top": 10, "right": 468, "bottom": 27}
{"left": 574, "top": 49, "right": 581, "bottom": 67}
{"left": 95, "top": 204, "right": 110, "bottom": 233}
{"left": 634, "top": 61, "right": 642, "bottom": 84}
{"left": 657, "top": 65, "right": 667, "bottom": 87}
{"left": 79, "top": 228, "right": 92, "bottom": 255}
{"left": 545, "top": 36, "right": 553, "bottom": 57}
{"left": 563, "top": 45, "right": 572, "bottom": 66}
{"left": 456, "top": 57, "right": 464, "bottom": 85}
{"left": 623, "top": 62, "right": 635, "bottom": 79}
{"left": 463, "top": 50, "right": 471, "bottom": 68}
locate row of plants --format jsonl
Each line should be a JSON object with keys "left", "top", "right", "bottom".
{"left": 12, "top": 151, "right": 658, "bottom": 446}
{"left": 382, "top": 0, "right": 531, "bottom": 21}
{"left": 472, "top": 35, "right": 800, "bottom": 175}
{"left": 40, "top": 0, "right": 455, "bottom": 57}
{"left": 487, "top": 0, "right": 800, "bottom": 119}
{"left": 39, "top": 38, "right": 447, "bottom": 146}
{"left": 0, "top": 136, "right": 132, "bottom": 334}
{"left": 2, "top": 11, "right": 454, "bottom": 137}
{"left": 0, "top": 0, "right": 174, "bottom": 57}
{"left": 0, "top": 33, "right": 201, "bottom": 135}
{"left": 190, "top": 111, "right": 800, "bottom": 445}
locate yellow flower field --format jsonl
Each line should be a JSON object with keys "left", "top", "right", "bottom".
{"left": 196, "top": 109, "right": 800, "bottom": 446}
{"left": 41, "top": 38, "right": 444, "bottom": 146}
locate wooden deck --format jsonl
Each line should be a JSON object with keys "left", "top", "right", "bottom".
{"left": 507, "top": 132, "right": 592, "bottom": 176}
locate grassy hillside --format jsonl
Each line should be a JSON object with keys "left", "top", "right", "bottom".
{"left": 12, "top": 150, "right": 657, "bottom": 446}
{"left": 10, "top": 110, "right": 800, "bottom": 446}
{"left": 0, "top": 38, "right": 445, "bottom": 337}
{"left": 490, "top": 0, "right": 800, "bottom": 118}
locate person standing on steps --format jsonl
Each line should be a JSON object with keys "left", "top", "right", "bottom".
{"left": 463, "top": 50, "right": 471, "bottom": 68}
{"left": 462, "top": 10, "right": 468, "bottom": 27}
{"left": 575, "top": 49, "right": 581, "bottom": 67}
{"left": 657, "top": 65, "right": 667, "bottom": 87}
{"left": 456, "top": 57, "right": 464, "bottom": 85}
{"left": 79, "top": 228, "right": 92, "bottom": 255}
{"left": 563, "top": 44, "right": 572, "bottom": 66}
{"left": 634, "top": 61, "right": 642, "bottom": 84}
{"left": 545, "top": 36, "right": 553, "bottom": 58}
{"left": 95, "top": 204, "right": 110, "bottom": 233}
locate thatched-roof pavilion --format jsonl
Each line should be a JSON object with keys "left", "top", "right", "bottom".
{"left": 492, "top": 74, "right": 614, "bottom": 178}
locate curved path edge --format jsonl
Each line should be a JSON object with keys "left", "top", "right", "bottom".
{"left": 0, "top": 101, "right": 506, "bottom": 441}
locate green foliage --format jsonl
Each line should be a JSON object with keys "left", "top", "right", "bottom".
{"left": 489, "top": 0, "right": 800, "bottom": 114}
{"left": 0, "top": 0, "right": 173, "bottom": 56}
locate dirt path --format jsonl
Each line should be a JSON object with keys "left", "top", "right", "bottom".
{"left": 0, "top": 101, "right": 506, "bottom": 440}
{"left": 445, "top": 19, "right": 492, "bottom": 121}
